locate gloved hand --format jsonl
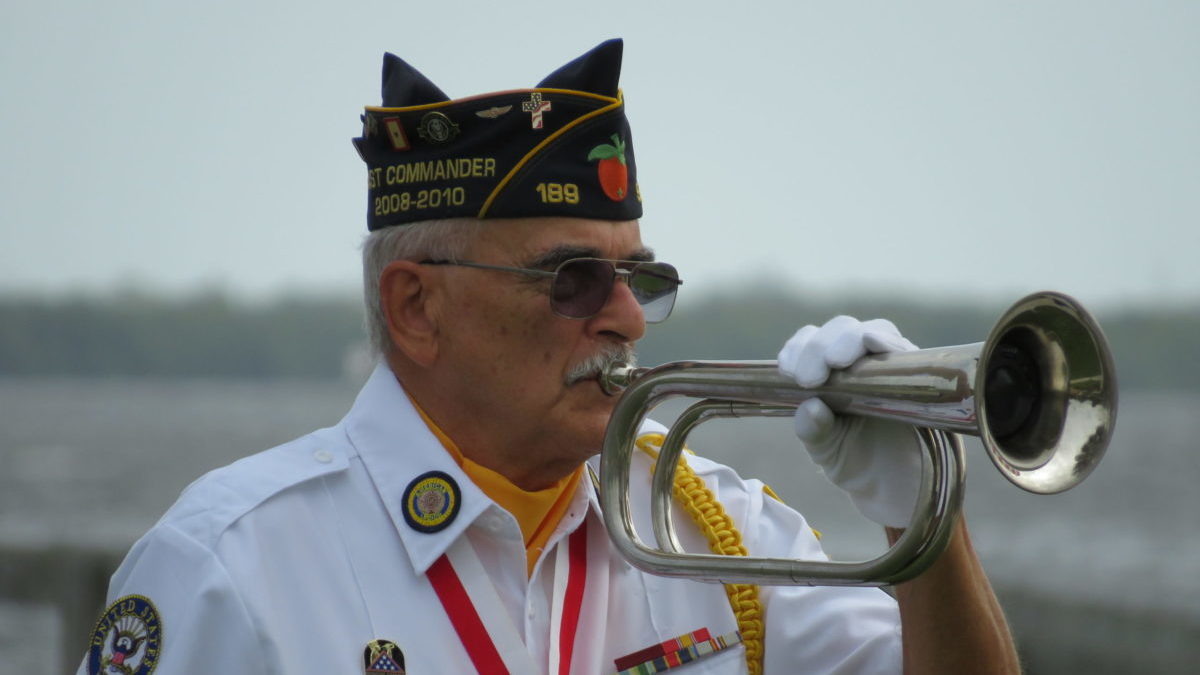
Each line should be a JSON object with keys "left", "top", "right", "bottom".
{"left": 777, "top": 316, "right": 924, "bottom": 528}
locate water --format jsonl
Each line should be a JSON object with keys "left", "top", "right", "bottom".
{"left": 1, "top": 379, "right": 1196, "bottom": 673}
{"left": 683, "top": 391, "right": 1200, "bottom": 616}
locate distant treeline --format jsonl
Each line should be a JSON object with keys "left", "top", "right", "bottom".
{"left": 636, "top": 287, "right": 1197, "bottom": 393}
{"left": 0, "top": 288, "right": 1194, "bottom": 391}
{"left": 0, "top": 293, "right": 364, "bottom": 379}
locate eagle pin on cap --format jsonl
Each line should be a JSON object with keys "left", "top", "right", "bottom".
{"left": 352, "top": 39, "right": 642, "bottom": 230}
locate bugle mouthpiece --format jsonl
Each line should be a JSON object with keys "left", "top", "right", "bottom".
{"left": 599, "top": 362, "right": 642, "bottom": 396}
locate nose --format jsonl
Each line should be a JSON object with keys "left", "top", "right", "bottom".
{"left": 587, "top": 273, "right": 646, "bottom": 343}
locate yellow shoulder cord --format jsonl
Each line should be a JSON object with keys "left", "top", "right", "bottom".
{"left": 634, "top": 433, "right": 765, "bottom": 675}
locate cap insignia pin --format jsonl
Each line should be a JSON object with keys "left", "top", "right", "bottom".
{"left": 382, "top": 117, "right": 410, "bottom": 151}
{"left": 416, "top": 111, "right": 460, "bottom": 144}
{"left": 361, "top": 114, "right": 380, "bottom": 138}
{"left": 521, "top": 92, "right": 552, "bottom": 129}
{"left": 475, "top": 105, "right": 513, "bottom": 119}
{"left": 587, "top": 134, "right": 629, "bottom": 201}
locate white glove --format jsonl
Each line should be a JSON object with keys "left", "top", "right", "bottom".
{"left": 778, "top": 316, "right": 924, "bottom": 528}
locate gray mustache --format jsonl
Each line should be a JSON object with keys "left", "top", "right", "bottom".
{"left": 565, "top": 345, "right": 636, "bottom": 386}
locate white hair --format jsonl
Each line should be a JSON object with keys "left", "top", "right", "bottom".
{"left": 361, "top": 218, "right": 484, "bottom": 355}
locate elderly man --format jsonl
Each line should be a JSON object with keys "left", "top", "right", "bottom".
{"left": 79, "top": 40, "right": 1017, "bottom": 674}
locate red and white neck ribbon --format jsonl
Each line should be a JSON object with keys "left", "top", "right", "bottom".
{"left": 428, "top": 521, "right": 589, "bottom": 674}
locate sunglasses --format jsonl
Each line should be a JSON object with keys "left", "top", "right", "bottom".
{"left": 420, "top": 257, "right": 681, "bottom": 322}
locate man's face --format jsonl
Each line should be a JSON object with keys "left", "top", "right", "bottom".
{"left": 429, "top": 217, "right": 651, "bottom": 484}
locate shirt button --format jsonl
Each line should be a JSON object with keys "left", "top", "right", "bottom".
{"left": 313, "top": 449, "right": 333, "bottom": 463}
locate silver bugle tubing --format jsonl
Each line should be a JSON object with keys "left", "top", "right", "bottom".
{"left": 597, "top": 291, "right": 1117, "bottom": 586}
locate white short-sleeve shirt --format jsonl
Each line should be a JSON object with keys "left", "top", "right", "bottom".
{"left": 78, "top": 365, "right": 900, "bottom": 675}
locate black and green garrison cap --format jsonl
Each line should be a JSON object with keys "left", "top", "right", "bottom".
{"left": 352, "top": 39, "right": 641, "bottom": 231}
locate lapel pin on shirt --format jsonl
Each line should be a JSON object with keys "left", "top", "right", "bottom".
{"left": 402, "top": 470, "right": 461, "bottom": 533}
{"left": 364, "top": 639, "right": 406, "bottom": 674}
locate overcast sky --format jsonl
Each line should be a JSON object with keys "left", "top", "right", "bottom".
{"left": 2, "top": 1, "right": 1196, "bottom": 311}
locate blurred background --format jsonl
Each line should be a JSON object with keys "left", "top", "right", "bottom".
{"left": 2, "top": 1, "right": 1196, "bottom": 673}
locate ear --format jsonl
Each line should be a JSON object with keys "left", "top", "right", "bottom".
{"left": 536, "top": 39, "right": 623, "bottom": 97}
{"left": 379, "top": 260, "right": 440, "bottom": 367}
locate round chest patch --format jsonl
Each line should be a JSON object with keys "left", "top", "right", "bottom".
{"left": 87, "top": 594, "right": 162, "bottom": 675}
{"left": 403, "top": 470, "right": 461, "bottom": 533}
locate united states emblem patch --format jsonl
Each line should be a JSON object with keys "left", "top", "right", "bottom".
{"left": 86, "top": 595, "right": 162, "bottom": 675}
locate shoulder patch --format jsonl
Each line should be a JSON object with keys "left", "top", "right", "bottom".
{"left": 87, "top": 594, "right": 162, "bottom": 675}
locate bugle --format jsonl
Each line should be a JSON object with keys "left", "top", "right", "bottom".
{"left": 597, "top": 291, "right": 1117, "bottom": 586}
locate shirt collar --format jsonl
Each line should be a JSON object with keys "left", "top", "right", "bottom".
{"left": 344, "top": 363, "right": 496, "bottom": 575}
{"left": 342, "top": 363, "right": 660, "bottom": 574}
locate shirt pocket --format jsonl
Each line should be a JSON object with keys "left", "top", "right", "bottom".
{"left": 636, "top": 575, "right": 749, "bottom": 674}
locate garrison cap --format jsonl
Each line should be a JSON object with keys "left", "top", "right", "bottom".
{"left": 353, "top": 39, "right": 641, "bottom": 230}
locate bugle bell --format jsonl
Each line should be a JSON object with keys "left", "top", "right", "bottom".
{"left": 596, "top": 291, "right": 1117, "bottom": 586}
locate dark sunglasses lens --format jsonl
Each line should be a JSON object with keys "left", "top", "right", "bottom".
{"left": 630, "top": 262, "right": 680, "bottom": 323}
{"left": 551, "top": 259, "right": 614, "bottom": 318}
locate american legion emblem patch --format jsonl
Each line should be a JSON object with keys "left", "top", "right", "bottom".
{"left": 402, "top": 470, "right": 461, "bottom": 533}
{"left": 86, "top": 595, "right": 162, "bottom": 675}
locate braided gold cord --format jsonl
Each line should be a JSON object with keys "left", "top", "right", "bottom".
{"left": 762, "top": 483, "right": 782, "bottom": 502}
{"left": 635, "top": 433, "right": 765, "bottom": 675}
